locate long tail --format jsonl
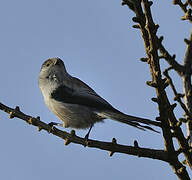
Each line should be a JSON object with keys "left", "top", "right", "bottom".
{"left": 102, "top": 111, "right": 161, "bottom": 133}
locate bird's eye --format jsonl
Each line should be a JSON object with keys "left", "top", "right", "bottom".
{"left": 46, "top": 63, "right": 50, "bottom": 67}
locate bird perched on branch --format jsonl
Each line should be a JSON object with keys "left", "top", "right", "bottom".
{"left": 38, "top": 58, "right": 159, "bottom": 138}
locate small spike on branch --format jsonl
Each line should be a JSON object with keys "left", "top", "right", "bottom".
{"left": 134, "top": 140, "right": 139, "bottom": 148}
{"left": 109, "top": 138, "right": 117, "bottom": 157}
{"left": 140, "top": 57, "right": 148, "bottom": 62}
{"left": 132, "top": 17, "right": 141, "bottom": 23}
{"left": 132, "top": 24, "right": 140, "bottom": 29}
{"left": 9, "top": 106, "right": 20, "bottom": 119}
{"left": 146, "top": 81, "right": 157, "bottom": 88}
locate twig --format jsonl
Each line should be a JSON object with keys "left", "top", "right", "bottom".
{"left": 0, "top": 101, "right": 168, "bottom": 161}
{"left": 158, "top": 42, "right": 184, "bottom": 75}
{"left": 163, "top": 68, "right": 190, "bottom": 117}
{"left": 173, "top": 0, "right": 192, "bottom": 22}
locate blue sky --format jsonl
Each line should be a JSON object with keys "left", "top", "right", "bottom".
{"left": 0, "top": 1, "right": 191, "bottom": 180}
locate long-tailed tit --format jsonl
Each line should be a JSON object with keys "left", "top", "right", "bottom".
{"left": 38, "top": 58, "right": 159, "bottom": 138}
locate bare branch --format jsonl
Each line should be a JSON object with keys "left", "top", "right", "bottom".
{"left": 121, "top": 0, "right": 192, "bottom": 178}
{"left": 140, "top": 0, "right": 192, "bottom": 177}
{"left": 182, "top": 31, "right": 192, "bottom": 147}
{"left": 158, "top": 42, "right": 184, "bottom": 75}
{"left": 141, "top": 0, "right": 192, "bottom": 172}
{"left": 0, "top": 101, "right": 168, "bottom": 161}
{"left": 163, "top": 68, "right": 190, "bottom": 117}
{"left": 173, "top": 0, "right": 192, "bottom": 22}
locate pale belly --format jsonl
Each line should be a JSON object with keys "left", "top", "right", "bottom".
{"left": 44, "top": 97, "right": 104, "bottom": 129}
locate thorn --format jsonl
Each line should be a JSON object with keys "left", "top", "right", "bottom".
{"left": 174, "top": 93, "right": 185, "bottom": 101}
{"left": 184, "top": 38, "right": 191, "bottom": 45}
{"left": 36, "top": 117, "right": 42, "bottom": 131}
{"left": 109, "top": 138, "right": 117, "bottom": 157}
{"left": 172, "top": 0, "right": 180, "bottom": 5}
{"left": 171, "top": 103, "right": 177, "bottom": 110}
{"left": 132, "top": 17, "right": 141, "bottom": 23}
{"left": 121, "top": 0, "right": 135, "bottom": 11}
{"left": 159, "top": 55, "right": 165, "bottom": 59}
{"left": 178, "top": 93, "right": 185, "bottom": 98}
{"left": 121, "top": 1, "right": 126, "bottom": 6}
{"left": 154, "top": 24, "right": 159, "bottom": 34}
{"left": 146, "top": 81, "right": 157, "bottom": 88}
{"left": 154, "top": 71, "right": 160, "bottom": 77}
{"left": 159, "top": 36, "right": 164, "bottom": 43}
{"left": 9, "top": 112, "right": 14, "bottom": 119}
{"left": 112, "top": 138, "right": 117, "bottom": 144}
{"left": 64, "top": 138, "right": 71, "bottom": 146}
{"left": 70, "top": 130, "right": 76, "bottom": 136}
{"left": 172, "top": 132, "right": 177, "bottom": 137}
{"left": 140, "top": 57, "right": 148, "bottom": 62}
{"left": 172, "top": 54, "right": 176, "bottom": 59}
{"left": 134, "top": 140, "right": 139, "bottom": 148}
{"left": 148, "top": 1, "right": 153, "bottom": 6}
{"left": 174, "top": 95, "right": 179, "bottom": 101}
{"left": 28, "top": 117, "right": 33, "bottom": 124}
{"left": 182, "top": 159, "right": 187, "bottom": 165}
{"left": 109, "top": 151, "right": 115, "bottom": 157}
{"left": 132, "top": 24, "right": 140, "bottom": 29}
{"left": 162, "top": 78, "right": 167, "bottom": 84}
{"left": 9, "top": 106, "right": 20, "bottom": 119}
{"left": 37, "top": 126, "right": 42, "bottom": 131}
{"left": 177, "top": 167, "right": 186, "bottom": 174}
{"left": 151, "top": 97, "right": 158, "bottom": 103}
{"left": 176, "top": 121, "right": 182, "bottom": 127}
{"left": 179, "top": 118, "right": 188, "bottom": 123}
{"left": 163, "top": 80, "right": 169, "bottom": 89}
{"left": 156, "top": 117, "right": 162, "bottom": 121}
{"left": 187, "top": 89, "right": 192, "bottom": 97}
{"left": 15, "top": 106, "right": 20, "bottom": 112}
{"left": 181, "top": 9, "right": 192, "bottom": 21}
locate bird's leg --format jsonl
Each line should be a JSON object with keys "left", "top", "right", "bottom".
{"left": 84, "top": 124, "right": 93, "bottom": 141}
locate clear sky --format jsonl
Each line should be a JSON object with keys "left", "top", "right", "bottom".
{"left": 0, "top": 1, "right": 191, "bottom": 180}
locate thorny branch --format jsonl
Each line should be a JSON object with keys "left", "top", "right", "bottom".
{"left": 182, "top": 32, "right": 192, "bottom": 147}
{"left": 163, "top": 68, "right": 189, "bottom": 118}
{"left": 122, "top": 0, "right": 192, "bottom": 179}
{"left": 0, "top": 102, "right": 168, "bottom": 161}
{"left": 173, "top": 0, "right": 192, "bottom": 22}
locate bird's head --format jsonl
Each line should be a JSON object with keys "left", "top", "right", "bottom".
{"left": 38, "top": 57, "right": 68, "bottom": 88}
{"left": 39, "top": 57, "right": 67, "bottom": 78}
{"left": 41, "top": 57, "right": 66, "bottom": 72}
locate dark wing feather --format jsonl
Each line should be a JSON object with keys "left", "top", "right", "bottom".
{"left": 50, "top": 83, "right": 115, "bottom": 111}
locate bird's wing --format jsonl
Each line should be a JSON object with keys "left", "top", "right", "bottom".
{"left": 51, "top": 77, "right": 115, "bottom": 111}
{"left": 51, "top": 77, "right": 160, "bottom": 131}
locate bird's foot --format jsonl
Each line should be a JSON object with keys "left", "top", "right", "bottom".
{"left": 84, "top": 125, "right": 93, "bottom": 147}
{"left": 84, "top": 133, "right": 90, "bottom": 147}
{"left": 84, "top": 133, "right": 89, "bottom": 142}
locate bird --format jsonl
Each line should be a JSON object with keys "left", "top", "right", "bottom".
{"left": 38, "top": 57, "right": 160, "bottom": 138}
